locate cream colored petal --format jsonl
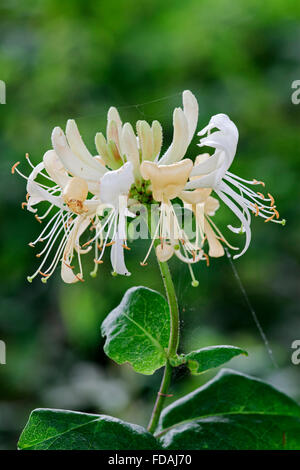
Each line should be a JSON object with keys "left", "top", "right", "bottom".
{"left": 66, "top": 120, "right": 106, "bottom": 175}
{"left": 61, "top": 217, "right": 90, "bottom": 283}
{"left": 107, "top": 106, "right": 123, "bottom": 135}
{"left": 158, "top": 108, "right": 189, "bottom": 165}
{"left": 152, "top": 120, "right": 163, "bottom": 160}
{"left": 141, "top": 159, "right": 193, "bottom": 202}
{"left": 205, "top": 196, "right": 220, "bottom": 216}
{"left": 183, "top": 90, "right": 198, "bottom": 144}
{"left": 180, "top": 188, "right": 212, "bottom": 205}
{"left": 43, "top": 150, "right": 70, "bottom": 188}
{"left": 52, "top": 127, "right": 101, "bottom": 182}
{"left": 121, "top": 123, "right": 140, "bottom": 173}
{"left": 204, "top": 219, "right": 224, "bottom": 257}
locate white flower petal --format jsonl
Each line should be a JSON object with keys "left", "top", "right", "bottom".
{"left": 215, "top": 189, "right": 251, "bottom": 259}
{"left": 183, "top": 90, "right": 198, "bottom": 144}
{"left": 120, "top": 123, "right": 140, "bottom": 173}
{"left": 110, "top": 236, "right": 131, "bottom": 276}
{"left": 43, "top": 150, "right": 70, "bottom": 188}
{"left": 99, "top": 161, "right": 134, "bottom": 207}
{"left": 27, "top": 180, "right": 64, "bottom": 212}
{"left": 159, "top": 108, "right": 189, "bottom": 165}
{"left": 66, "top": 120, "right": 107, "bottom": 175}
{"left": 185, "top": 168, "right": 221, "bottom": 189}
{"left": 52, "top": 126, "right": 101, "bottom": 182}
{"left": 190, "top": 151, "right": 225, "bottom": 177}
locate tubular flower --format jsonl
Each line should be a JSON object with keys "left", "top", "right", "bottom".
{"left": 14, "top": 90, "right": 283, "bottom": 285}
{"left": 186, "top": 114, "right": 285, "bottom": 258}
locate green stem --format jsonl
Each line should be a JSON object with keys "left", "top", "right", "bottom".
{"left": 147, "top": 251, "right": 180, "bottom": 434}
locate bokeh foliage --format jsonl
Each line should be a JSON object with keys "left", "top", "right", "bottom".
{"left": 0, "top": 0, "right": 300, "bottom": 449}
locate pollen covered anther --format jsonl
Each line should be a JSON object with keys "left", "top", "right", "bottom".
{"left": 203, "top": 253, "right": 210, "bottom": 266}
{"left": 39, "top": 271, "right": 50, "bottom": 278}
{"left": 251, "top": 203, "right": 260, "bottom": 216}
{"left": 11, "top": 161, "right": 20, "bottom": 174}
{"left": 268, "top": 193, "right": 275, "bottom": 206}
{"left": 253, "top": 179, "right": 265, "bottom": 187}
{"left": 264, "top": 213, "right": 276, "bottom": 223}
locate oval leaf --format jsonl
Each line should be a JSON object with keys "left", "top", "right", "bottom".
{"left": 185, "top": 345, "right": 247, "bottom": 374}
{"left": 101, "top": 286, "right": 170, "bottom": 375}
{"left": 18, "top": 409, "right": 160, "bottom": 450}
{"left": 159, "top": 368, "right": 300, "bottom": 431}
{"left": 160, "top": 415, "right": 300, "bottom": 450}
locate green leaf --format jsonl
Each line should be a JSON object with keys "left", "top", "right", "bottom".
{"left": 185, "top": 345, "right": 248, "bottom": 374}
{"left": 101, "top": 286, "right": 170, "bottom": 375}
{"left": 159, "top": 369, "right": 300, "bottom": 431}
{"left": 159, "top": 415, "right": 300, "bottom": 450}
{"left": 158, "top": 368, "right": 300, "bottom": 449}
{"left": 18, "top": 409, "right": 160, "bottom": 450}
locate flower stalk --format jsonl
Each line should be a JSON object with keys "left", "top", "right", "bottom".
{"left": 147, "top": 247, "right": 180, "bottom": 434}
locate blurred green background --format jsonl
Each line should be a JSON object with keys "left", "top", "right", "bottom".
{"left": 0, "top": 0, "right": 300, "bottom": 449}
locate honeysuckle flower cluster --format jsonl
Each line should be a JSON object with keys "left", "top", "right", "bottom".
{"left": 13, "top": 90, "right": 284, "bottom": 285}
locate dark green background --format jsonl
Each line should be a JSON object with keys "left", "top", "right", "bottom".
{"left": 0, "top": 0, "right": 299, "bottom": 449}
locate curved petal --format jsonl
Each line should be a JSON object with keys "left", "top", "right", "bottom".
{"left": 204, "top": 219, "right": 224, "bottom": 257}
{"left": 158, "top": 108, "right": 189, "bottom": 165}
{"left": 190, "top": 151, "right": 224, "bottom": 177}
{"left": 215, "top": 189, "right": 251, "bottom": 259}
{"left": 43, "top": 150, "right": 70, "bottom": 188}
{"left": 185, "top": 167, "right": 221, "bottom": 189}
{"left": 26, "top": 180, "right": 65, "bottom": 212}
{"left": 99, "top": 161, "right": 134, "bottom": 207}
{"left": 120, "top": 123, "right": 140, "bottom": 175}
{"left": 110, "top": 236, "right": 131, "bottom": 276}
{"left": 183, "top": 90, "right": 198, "bottom": 144}
{"left": 52, "top": 126, "right": 102, "bottom": 182}
{"left": 66, "top": 120, "right": 107, "bottom": 175}
{"left": 197, "top": 114, "right": 239, "bottom": 175}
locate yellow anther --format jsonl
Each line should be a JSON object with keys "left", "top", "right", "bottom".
{"left": 105, "top": 241, "right": 115, "bottom": 247}
{"left": 264, "top": 213, "right": 275, "bottom": 223}
{"left": 272, "top": 207, "right": 280, "bottom": 219}
{"left": 11, "top": 161, "right": 20, "bottom": 174}
{"left": 268, "top": 193, "right": 275, "bottom": 206}
{"left": 39, "top": 271, "right": 50, "bottom": 277}
{"left": 251, "top": 203, "right": 260, "bottom": 217}
{"left": 35, "top": 214, "right": 42, "bottom": 223}
{"left": 21, "top": 202, "right": 27, "bottom": 209}
{"left": 253, "top": 179, "right": 265, "bottom": 187}
{"left": 257, "top": 192, "right": 265, "bottom": 199}
{"left": 63, "top": 262, "right": 74, "bottom": 269}
{"left": 203, "top": 253, "right": 210, "bottom": 267}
